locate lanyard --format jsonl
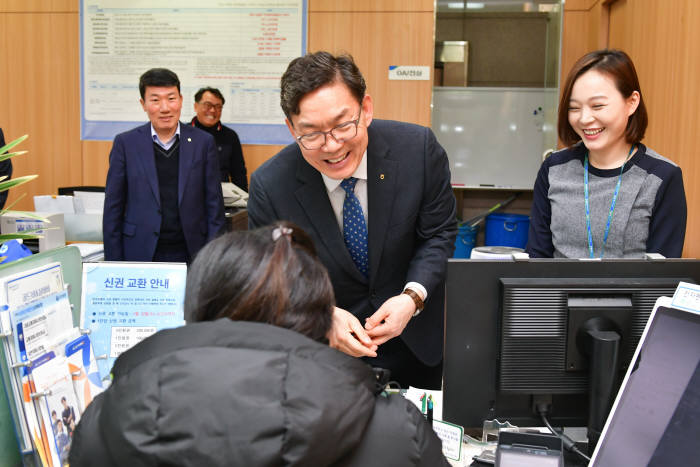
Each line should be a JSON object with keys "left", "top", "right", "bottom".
{"left": 584, "top": 145, "right": 635, "bottom": 259}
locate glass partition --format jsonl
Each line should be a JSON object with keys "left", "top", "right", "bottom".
{"left": 433, "top": 0, "right": 563, "bottom": 188}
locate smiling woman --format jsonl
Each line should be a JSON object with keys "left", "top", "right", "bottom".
{"left": 526, "top": 49, "right": 687, "bottom": 259}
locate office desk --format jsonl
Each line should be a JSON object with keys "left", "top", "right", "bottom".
{"left": 446, "top": 427, "right": 588, "bottom": 466}
{"left": 225, "top": 207, "right": 247, "bottom": 231}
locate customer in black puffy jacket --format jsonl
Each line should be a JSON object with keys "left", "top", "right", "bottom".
{"left": 69, "top": 222, "right": 449, "bottom": 467}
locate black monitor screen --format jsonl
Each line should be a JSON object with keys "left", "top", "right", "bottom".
{"left": 591, "top": 305, "right": 700, "bottom": 466}
{"left": 443, "top": 259, "right": 700, "bottom": 429}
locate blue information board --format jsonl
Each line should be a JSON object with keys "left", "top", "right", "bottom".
{"left": 80, "top": 262, "right": 187, "bottom": 379}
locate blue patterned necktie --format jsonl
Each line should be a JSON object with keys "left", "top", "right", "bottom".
{"left": 340, "top": 177, "right": 368, "bottom": 277}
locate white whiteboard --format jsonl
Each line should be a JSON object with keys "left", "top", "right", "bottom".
{"left": 79, "top": 0, "right": 307, "bottom": 144}
{"left": 432, "top": 87, "right": 558, "bottom": 189}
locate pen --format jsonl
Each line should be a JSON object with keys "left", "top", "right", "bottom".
{"left": 420, "top": 393, "right": 426, "bottom": 414}
{"left": 427, "top": 395, "right": 434, "bottom": 425}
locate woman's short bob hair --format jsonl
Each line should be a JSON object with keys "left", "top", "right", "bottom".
{"left": 558, "top": 49, "right": 648, "bottom": 146}
{"left": 184, "top": 222, "right": 335, "bottom": 343}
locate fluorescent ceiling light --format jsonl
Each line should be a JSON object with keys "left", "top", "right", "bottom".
{"left": 446, "top": 1, "right": 484, "bottom": 9}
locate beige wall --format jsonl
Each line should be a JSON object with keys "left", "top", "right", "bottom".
{"left": 0, "top": 1, "right": 82, "bottom": 206}
{"left": 0, "top": 0, "right": 434, "bottom": 210}
{"left": 1, "top": 0, "right": 698, "bottom": 256}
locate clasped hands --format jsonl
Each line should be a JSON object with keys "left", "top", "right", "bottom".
{"left": 327, "top": 293, "right": 417, "bottom": 358}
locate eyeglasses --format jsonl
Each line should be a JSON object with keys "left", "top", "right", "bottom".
{"left": 296, "top": 109, "right": 362, "bottom": 150}
{"left": 199, "top": 102, "right": 223, "bottom": 111}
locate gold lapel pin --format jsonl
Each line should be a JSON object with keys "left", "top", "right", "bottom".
{"left": 380, "top": 174, "right": 385, "bottom": 180}
{"left": 187, "top": 137, "right": 192, "bottom": 142}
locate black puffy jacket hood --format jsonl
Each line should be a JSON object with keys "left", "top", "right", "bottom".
{"left": 69, "top": 319, "right": 447, "bottom": 467}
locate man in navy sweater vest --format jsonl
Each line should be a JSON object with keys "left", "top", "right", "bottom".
{"left": 103, "top": 68, "right": 225, "bottom": 262}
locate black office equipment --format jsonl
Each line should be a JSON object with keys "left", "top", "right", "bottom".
{"left": 496, "top": 431, "right": 563, "bottom": 467}
{"left": 57, "top": 185, "right": 104, "bottom": 196}
{"left": 442, "top": 259, "right": 700, "bottom": 444}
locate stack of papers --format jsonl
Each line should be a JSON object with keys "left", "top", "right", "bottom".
{"left": 221, "top": 182, "right": 248, "bottom": 208}
{"left": 33, "top": 195, "right": 75, "bottom": 214}
{"left": 73, "top": 191, "right": 104, "bottom": 214}
{"left": 34, "top": 192, "right": 105, "bottom": 215}
{"left": 69, "top": 243, "right": 104, "bottom": 262}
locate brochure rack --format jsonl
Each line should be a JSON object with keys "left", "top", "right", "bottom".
{"left": 0, "top": 246, "right": 82, "bottom": 466}
{"left": 1, "top": 250, "right": 186, "bottom": 465}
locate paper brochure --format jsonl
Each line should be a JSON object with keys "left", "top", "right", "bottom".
{"left": 81, "top": 262, "right": 186, "bottom": 379}
{"left": 65, "top": 334, "right": 104, "bottom": 413}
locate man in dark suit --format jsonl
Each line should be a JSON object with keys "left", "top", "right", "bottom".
{"left": 0, "top": 127, "right": 13, "bottom": 210}
{"left": 103, "top": 68, "right": 225, "bottom": 262}
{"left": 248, "top": 52, "right": 456, "bottom": 389}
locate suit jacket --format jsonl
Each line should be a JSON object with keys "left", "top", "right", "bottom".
{"left": 248, "top": 119, "right": 457, "bottom": 365}
{"left": 103, "top": 123, "right": 225, "bottom": 261}
{"left": 190, "top": 118, "right": 248, "bottom": 190}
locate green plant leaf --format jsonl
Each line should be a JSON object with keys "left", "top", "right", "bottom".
{"left": 0, "top": 134, "right": 28, "bottom": 155}
{"left": 0, "top": 233, "right": 43, "bottom": 240}
{"left": 0, "top": 192, "right": 26, "bottom": 213}
{"left": 0, "top": 134, "right": 40, "bottom": 246}
{"left": 3, "top": 211, "right": 50, "bottom": 222}
{"left": 0, "top": 150, "right": 28, "bottom": 163}
{"left": 0, "top": 223, "right": 49, "bottom": 242}
{"left": 0, "top": 174, "right": 38, "bottom": 193}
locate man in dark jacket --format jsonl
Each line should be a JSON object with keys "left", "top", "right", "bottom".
{"left": 190, "top": 87, "right": 248, "bottom": 190}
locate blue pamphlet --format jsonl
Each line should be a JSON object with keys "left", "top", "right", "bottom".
{"left": 10, "top": 290, "right": 73, "bottom": 370}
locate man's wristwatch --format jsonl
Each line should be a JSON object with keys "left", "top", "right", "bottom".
{"left": 402, "top": 288, "right": 424, "bottom": 317}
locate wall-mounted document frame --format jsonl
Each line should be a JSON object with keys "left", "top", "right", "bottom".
{"left": 0, "top": 246, "right": 83, "bottom": 466}
{"left": 80, "top": 0, "right": 308, "bottom": 144}
{"left": 432, "top": 87, "right": 559, "bottom": 190}
{"left": 80, "top": 262, "right": 186, "bottom": 380}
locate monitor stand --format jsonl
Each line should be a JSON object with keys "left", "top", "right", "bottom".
{"left": 586, "top": 329, "right": 621, "bottom": 455}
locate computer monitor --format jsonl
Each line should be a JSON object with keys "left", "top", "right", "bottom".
{"left": 443, "top": 258, "right": 700, "bottom": 436}
{"left": 590, "top": 299, "right": 700, "bottom": 466}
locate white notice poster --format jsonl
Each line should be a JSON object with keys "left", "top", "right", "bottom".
{"left": 80, "top": 0, "right": 307, "bottom": 144}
